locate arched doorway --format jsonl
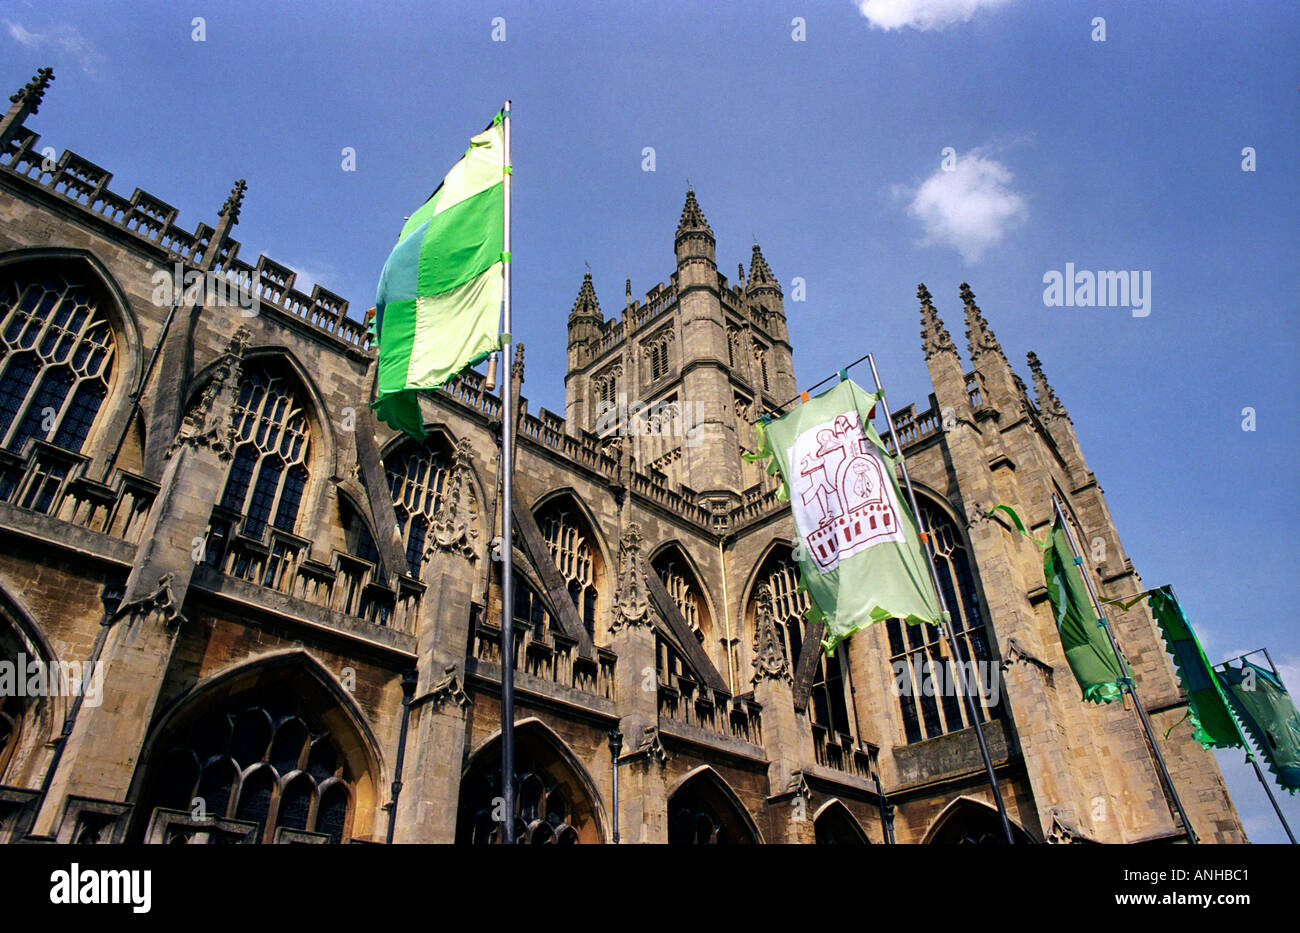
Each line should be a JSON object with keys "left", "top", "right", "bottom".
{"left": 814, "top": 800, "right": 870, "bottom": 844}
{"left": 456, "top": 721, "right": 604, "bottom": 844}
{"left": 923, "top": 797, "right": 1034, "bottom": 845}
{"left": 667, "top": 767, "right": 760, "bottom": 844}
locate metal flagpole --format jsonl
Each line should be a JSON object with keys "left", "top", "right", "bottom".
{"left": 1213, "top": 651, "right": 1297, "bottom": 844}
{"left": 499, "top": 100, "right": 516, "bottom": 844}
{"left": 1050, "top": 494, "right": 1198, "bottom": 844}
{"left": 866, "top": 354, "right": 1016, "bottom": 844}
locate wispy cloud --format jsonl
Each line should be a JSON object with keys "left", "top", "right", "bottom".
{"left": 893, "top": 147, "right": 1027, "bottom": 264}
{"left": 855, "top": 0, "right": 1014, "bottom": 32}
{"left": 6, "top": 21, "right": 105, "bottom": 76}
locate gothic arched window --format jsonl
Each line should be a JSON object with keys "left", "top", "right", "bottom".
{"left": 652, "top": 547, "right": 711, "bottom": 643}
{"left": 750, "top": 549, "right": 852, "bottom": 738}
{"left": 217, "top": 368, "right": 310, "bottom": 540}
{"left": 456, "top": 726, "right": 602, "bottom": 844}
{"left": 385, "top": 440, "right": 450, "bottom": 578}
{"left": 537, "top": 499, "right": 601, "bottom": 641}
{"left": 0, "top": 267, "right": 115, "bottom": 455}
{"left": 137, "top": 677, "right": 366, "bottom": 844}
{"left": 886, "top": 500, "right": 1001, "bottom": 744}
{"left": 667, "top": 771, "right": 757, "bottom": 845}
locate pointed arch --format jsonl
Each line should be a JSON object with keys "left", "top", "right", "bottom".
{"left": 457, "top": 717, "right": 607, "bottom": 844}
{"left": 885, "top": 488, "right": 1003, "bottom": 744}
{"left": 381, "top": 425, "right": 487, "bottom": 578}
{"left": 530, "top": 487, "right": 613, "bottom": 579}
{"left": 921, "top": 796, "right": 1034, "bottom": 845}
{"left": 190, "top": 344, "right": 338, "bottom": 484}
{"left": 813, "top": 798, "right": 870, "bottom": 844}
{"left": 531, "top": 488, "right": 611, "bottom": 644}
{"left": 667, "top": 765, "right": 762, "bottom": 844}
{"left": 649, "top": 540, "right": 718, "bottom": 643}
{"left": 130, "top": 650, "right": 385, "bottom": 844}
{"left": 0, "top": 575, "right": 67, "bottom": 784}
{"left": 0, "top": 248, "right": 142, "bottom": 465}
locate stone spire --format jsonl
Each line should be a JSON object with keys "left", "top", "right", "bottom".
{"left": 1, "top": 67, "right": 54, "bottom": 149}
{"left": 1027, "top": 351, "right": 1070, "bottom": 422}
{"left": 918, "top": 283, "right": 957, "bottom": 361}
{"left": 751, "top": 584, "right": 790, "bottom": 684}
{"left": 569, "top": 271, "right": 602, "bottom": 320}
{"left": 960, "top": 282, "right": 1009, "bottom": 368}
{"left": 676, "top": 188, "right": 711, "bottom": 238}
{"left": 747, "top": 241, "right": 779, "bottom": 291}
{"left": 218, "top": 178, "right": 247, "bottom": 223}
{"left": 203, "top": 178, "right": 247, "bottom": 272}
{"left": 9, "top": 67, "right": 54, "bottom": 114}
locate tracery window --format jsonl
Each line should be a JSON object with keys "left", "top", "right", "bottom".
{"left": 386, "top": 441, "right": 450, "bottom": 578}
{"left": 652, "top": 548, "right": 709, "bottom": 641}
{"left": 751, "top": 551, "right": 852, "bottom": 737}
{"left": 753, "top": 345, "right": 770, "bottom": 392}
{"left": 456, "top": 729, "right": 599, "bottom": 844}
{"left": 667, "top": 773, "right": 757, "bottom": 845}
{"left": 0, "top": 268, "right": 115, "bottom": 455}
{"left": 141, "top": 685, "right": 357, "bottom": 844}
{"left": 217, "top": 369, "right": 310, "bottom": 540}
{"left": 643, "top": 331, "right": 672, "bottom": 383}
{"left": 537, "top": 500, "right": 599, "bottom": 641}
{"left": 886, "top": 500, "right": 1001, "bottom": 744}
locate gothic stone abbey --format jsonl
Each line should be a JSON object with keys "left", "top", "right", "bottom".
{"left": 0, "top": 72, "right": 1245, "bottom": 844}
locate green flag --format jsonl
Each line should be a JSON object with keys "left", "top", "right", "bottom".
{"left": 1145, "top": 587, "right": 1243, "bottom": 749}
{"left": 1217, "top": 660, "right": 1300, "bottom": 794}
{"left": 371, "top": 112, "right": 506, "bottom": 438}
{"left": 1043, "top": 519, "right": 1125, "bottom": 704}
{"left": 746, "top": 378, "right": 942, "bottom": 653}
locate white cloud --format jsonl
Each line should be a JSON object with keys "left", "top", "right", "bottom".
{"left": 856, "top": 0, "right": 1014, "bottom": 32}
{"left": 6, "top": 21, "right": 105, "bottom": 76}
{"left": 894, "top": 148, "right": 1027, "bottom": 264}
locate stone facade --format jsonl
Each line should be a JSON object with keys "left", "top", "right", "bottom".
{"left": 0, "top": 71, "right": 1244, "bottom": 844}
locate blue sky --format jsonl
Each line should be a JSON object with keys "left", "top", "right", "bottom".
{"left": 4, "top": 0, "right": 1297, "bottom": 841}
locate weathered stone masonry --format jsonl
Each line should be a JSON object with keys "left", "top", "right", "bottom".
{"left": 0, "top": 71, "right": 1243, "bottom": 844}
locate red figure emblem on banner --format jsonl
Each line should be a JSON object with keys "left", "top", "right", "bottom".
{"left": 790, "top": 410, "right": 904, "bottom": 572}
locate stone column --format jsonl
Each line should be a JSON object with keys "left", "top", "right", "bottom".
{"left": 751, "top": 583, "right": 815, "bottom": 843}
{"left": 32, "top": 329, "right": 249, "bottom": 836}
{"left": 391, "top": 438, "right": 484, "bottom": 842}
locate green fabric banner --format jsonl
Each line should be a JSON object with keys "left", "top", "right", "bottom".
{"left": 1043, "top": 520, "right": 1125, "bottom": 704}
{"left": 745, "top": 378, "right": 943, "bottom": 653}
{"left": 371, "top": 112, "right": 506, "bottom": 438}
{"left": 1146, "top": 586, "right": 1244, "bottom": 749}
{"left": 1217, "top": 660, "right": 1300, "bottom": 794}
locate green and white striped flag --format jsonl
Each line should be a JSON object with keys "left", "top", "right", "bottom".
{"left": 371, "top": 111, "right": 507, "bottom": 438}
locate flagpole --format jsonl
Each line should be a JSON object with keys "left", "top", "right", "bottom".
{"left": 1050, "top": 495, "right": 1198, "bottom": 844}
{"left": 866, "top": 354, "right": 1015, "bottom": 844}
{"left": 499, "top": 99, "right": 516, "bottom": 844}
{"left": 1212, "top": 651, "right": 1298, "bottom": 844}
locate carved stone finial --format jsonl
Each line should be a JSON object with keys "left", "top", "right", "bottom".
{"left": 610, "top": 523, "right": 652, "bottom": 632}
{"left": 747, "top": 241, "right": 778, "bottom": 290}
{"left": 511, "top": 341, "right": 525, "bottom": 382}
{"left": 676, "top": 188, "right": 712, "bottom": 237}
{"left": 218, "top": 178, "right": 247, "bottom": 223}
{"left": 918, "top": 282, "right": 958, "bottom": 361}
{"left": 1026, "top": 351, "right": 1070, "bottom": 423}
{"left": 169, "top": 326, "right": 250, "bottom": 459}
{"left": 960, "top": 282, "right": 1009, "bottom": 367}
{"left": 569, "top": 271, "right": 601, "bottom": 320}
{"left": 751, "top": 582, "right": 791, "bottom": 684}
{"left": 9, "top": 67, "right": 54, "bottom": 114}
{"left": 430, "top": 438, "right": 479, "bottom": 558}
